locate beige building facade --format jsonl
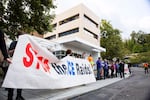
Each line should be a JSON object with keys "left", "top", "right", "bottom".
{"left": 44, "top": 4, "right": 105, "bottom": 62}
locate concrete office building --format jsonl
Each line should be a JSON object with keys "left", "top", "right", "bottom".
{"left": 44, "top": 4, "right": 105, "bottom": 62}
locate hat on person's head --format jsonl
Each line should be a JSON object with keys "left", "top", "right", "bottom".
{"left": 66, "top": 49, "right": 72, "bottom": 55}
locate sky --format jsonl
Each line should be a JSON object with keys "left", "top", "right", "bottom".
{"left": 54, "top": 0, "right": 150, "bottom": 40}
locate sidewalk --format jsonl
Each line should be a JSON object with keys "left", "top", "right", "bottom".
{"left": 0, "top": 75, "right": 130, "bottom": 100}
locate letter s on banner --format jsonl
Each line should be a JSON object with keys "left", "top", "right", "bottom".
{"left": 23, "top": 43, "right": 34, "bottom": 67}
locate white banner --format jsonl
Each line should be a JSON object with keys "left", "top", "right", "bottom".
{"left": 2, "top": 35, "right": 96, "bottom": 89}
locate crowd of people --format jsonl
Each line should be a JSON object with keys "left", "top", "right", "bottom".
{"left": 95, "top": 57, "right": 127, "bottom": 80}
{"left": 86, "top": 54, "right": 129, "bottom": 80}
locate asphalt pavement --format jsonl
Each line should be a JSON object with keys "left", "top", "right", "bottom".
{"left": 69, "top": 67, "right": 150, "bottom": 100}
{"left": 0, "top": 74, "right": 130, "bottom": 100}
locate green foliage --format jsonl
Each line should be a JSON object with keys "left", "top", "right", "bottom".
{"left": 125, "top": 30, "right": 150, "bottom": 64}
{"left": 100, "top": 19, "right": 124, "bottom": 60}
{"left": 124, "top": 39, "right": 134, "bottom": 53}
{"left": 0, "top": 0, "right": 56, "bottom": 39}
{"left": 0, "top": 1, "right": 6, "bottom": 29}
{"left": 130, "top": 51, "right": 150, "bottom": 64}
{"left": 132, "top": 44, "right": 143, "bottom": 53}
{"left": 127, "top": 30, "right": 150, "bottom": 53}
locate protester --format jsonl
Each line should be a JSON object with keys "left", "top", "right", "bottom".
{"left": 119, "top": 61, "right": 125, "bottom": 78}
{"left": 115, "top": 61, "right": 119, "bottom": 77}
{"left": 96, "top": 57, "right": 102, "bottom": 80}
{"left": 66, "top": 49, "right": 72, "bottom": 56}
{"left": 128, "top": 62, "right": 132, "bottom": 74}
{"left": 7, "top": 31, "right": 25, "bottom": 100}
{"left": 0, "top": 30, "right": 9, "bottom": 60}
{"left": 110, "top": 61, "right": 115, "bottom": 78}
{"left": 87, "top": 54, "right": 94, "bottom": 69}
{"left": 103, "top": 59, "right": 108, "bottom": 79}
{"left": 0, "top": 30, "right": 11, "bottom": 80}
{"left": 107, "top": 61, "right": 111, "bottom": 78}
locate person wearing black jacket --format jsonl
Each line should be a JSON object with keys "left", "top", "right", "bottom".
{"left": 119, "top": 61, "right": 125, "bottom": 78}
{"left": 0, "top": 30, "right": 9, "bottom": 59}
{"left": 0, "top": 30, "right": 11, "bottom": 79}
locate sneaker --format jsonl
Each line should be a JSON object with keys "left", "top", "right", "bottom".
{"left": 16, "top": 96, "right": 25, "bottom": 100}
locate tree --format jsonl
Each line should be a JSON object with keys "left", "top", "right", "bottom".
{"left": 124, "top": 39, "right": 135, "bottom": 53}
{"left": 100, "top": 19, "right": 124, "bottom": 60}
{"left": 0, "top": 0, "right": 6, "bottom": 29}
{"left": 125, "top": 30, "right": 150, "bottom": 64}
{"left": 129, "top": 30, "right": 150, "bottom": 53}
{"left": 0, "top": 0, "right": 56, "bottom": 39}
{"left": 130, "top": 51, "right": 150, "bottom": 64}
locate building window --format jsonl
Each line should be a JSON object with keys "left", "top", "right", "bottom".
{"left": 84, "top": 14, "right": 98, "bottom": 28}
{"left": 45, "top": 35, "right": 56, "bottom": 40}
{"left": 53, "top": 50, "right": 82, "bottom": 59}
{"left": 72, "top": 53, "right": 82, "bottom": 58}
{"left": 59, "top": 14, "right": 79, "bottom": 25}
{"left": 52, "top": 23, "right": 57, "bottom": 30}
{"left": 53, "top": 50, "right": 66, "bottom": 59}
{"left": 58, "top": 28, "right": 79, "bottom": 37}
{"left": 84, "top": 28, "right": 98, "bottom": 39}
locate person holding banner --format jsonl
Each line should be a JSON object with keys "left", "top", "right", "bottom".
{"left": 0, "top": 30, "right": 9, "bottom": 61}
{"left": 88, "top": 54, "right": 94, "bottom": 69}
{"left": 7, "top": 31, "right": 25, "bottom": 100}
{"left": 0, "top": 30, "right": 11, "bottom": 81}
